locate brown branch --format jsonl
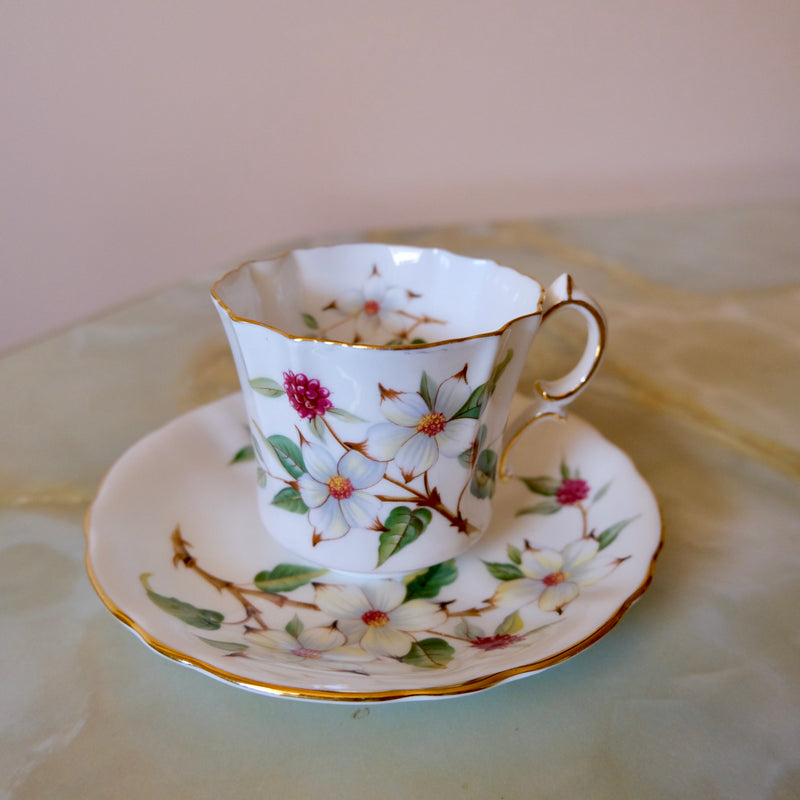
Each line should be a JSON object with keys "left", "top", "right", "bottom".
{"left": 170, "top": 527, "right": 318, "bottom": 630}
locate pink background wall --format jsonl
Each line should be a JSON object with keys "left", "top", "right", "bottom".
{"left": 3, "top": 1, "right": 799, "bottom": 353}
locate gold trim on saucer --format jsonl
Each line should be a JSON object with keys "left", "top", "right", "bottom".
{"left": 84, "top": 499, "right": 663, "bottom": 704}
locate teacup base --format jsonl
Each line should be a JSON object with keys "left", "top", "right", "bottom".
{"left": 255, "top": 491, "right": 487, "bottom": 578}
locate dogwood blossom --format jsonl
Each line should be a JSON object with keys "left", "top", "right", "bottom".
{"left": 492, "top": 538, "right": 615, "bottom": 614}
{"left": 336, "top": 273, "right": 408, "bottom": 339}
{"left": 245, "top": 623, "right": 372, "bottom": 664}
{"left": 314, "top": 580, "right": 446, "bottom": 658}
{"left": 297, "top": 445, "right": 385, "bottom": 540}
{"left": 366, "top": 375, "right": 475, "bottom": 477}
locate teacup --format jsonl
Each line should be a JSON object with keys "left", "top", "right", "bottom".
{"left": 212, "top": 244, "right": 606, "bottom": 575}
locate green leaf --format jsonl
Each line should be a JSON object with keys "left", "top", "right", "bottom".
{"left": 411, "top": 338, "right": 426, "bottom": 344}
{"left": 266, "top": 434, "right": 306, "bottom": 478}
{"left": 486, "top": 349, "right": 513, "bottom": 393}
{"left": 452, "top": 384, "right": 486, "bottom": 419}
{"left": 453, "top": 618, "right": 485, "bottom": 641}
{"left": 457, "top": 446, "right": 474, "bottom": 468}
{"left": 230, "top": 444, "right": 255, "bottom": 464}
{"left": 400, "top": 637, "right": 455, "bottom": 669}
{"left": 251, "top": 419, "right": 275, "bottom": 460}
{"left": 249, "top": 377, "right": 285, "bottom": 397}
{"left": 309, "top": 415, "right": 326, "bottom": 441}
{"left": 470, "top": 448, "right": 497, "bottom": 499}
{"left": 521, "top": 476, "right": 560, "bottom": 496}
{"left": 560, "top": 461, "right": 571, "bottom": 480}
{"left": 403, "top": 559, "right": 458, "bottom": 601}
{"left": 327, "top": 407, "right": 367, "bottom": 424}
{"left": 254, "top": 563, "right": 328, "bottom": 594}
{"left": 515, "top": 500, "right": 562, "bottom": 516}
{"left": 271, "top": 486, "right": 309, "bottom": 514}
{"left": 257, "top": 466, "right": 267, "bottom": 488}
{"left": 592, "top": 480, "right": 612, "bottom": 505}
{"left": 198, "top": 636, "right": 248, "bottom": 653}
{"left": 483, "top": 561, "right": 525, "bottom": 581}
{"left": 285, "top": 614, "right": 304, "bottom": 638}
{"left": 301, "top": 312, "right": 319, "bottom": 329}
{"left": 495, "top": 610, "right": 524, "bottom": 636}
{"left": 597, "top": 517, "right": 636, "bottom": 550}
{"left": 507, "top": 543, "right": 522, "bottom": 565}
{"left": 419, "top": 371, "right": 437, "bottom": 409}
{"left": 377, "top": 507, "right": 433, "bottom": 567}
{"left": 140, "top": 574, "right": 224, "bottom": 630}
{"left": 451, "top": 351, "right": 514, "bottom": 421}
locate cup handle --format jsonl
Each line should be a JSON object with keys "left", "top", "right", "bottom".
{"left": 499, "top": 273, "right": 607, "bottom": 479}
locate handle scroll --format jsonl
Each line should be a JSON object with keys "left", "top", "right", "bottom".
{"left": 499, "top": 274, "right": 607, "bottom": 479}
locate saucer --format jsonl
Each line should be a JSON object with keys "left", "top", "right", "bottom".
{"left": 85, "top": 394, "right": 662, "bottom": 703}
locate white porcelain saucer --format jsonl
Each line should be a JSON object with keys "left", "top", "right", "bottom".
{"left": 85, "top": 394, "right": 662, "bottom": 703}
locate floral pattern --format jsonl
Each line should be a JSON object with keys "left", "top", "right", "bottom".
{"left": 142, "top": 458, "right": 635, "bottom": 676}
{"left": 366, "top": 371, "right": 477, "bottom": 478}
{"left": 245, "top": 620, "right": 372, "bottom": 665}
{"left": 489, "top": 538, "right": 616, "bottom": 614}
{"left": 246, "top": 357, "right": 512, "bottom": 566}
{"left": 282, "top": 371, "right": 333, "bottom": 420}
{"left": 299, "top": 266, "right": 447, "bottom": 345}
{"left": 314, "top": 581, "right": 447, "bottom": 658}
{"left": 297, "top": 447, "right": 384, "bottom": 542}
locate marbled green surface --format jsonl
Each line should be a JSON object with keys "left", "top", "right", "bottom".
{"left": 2, "top": 204, "right": 798, "bottom": 799}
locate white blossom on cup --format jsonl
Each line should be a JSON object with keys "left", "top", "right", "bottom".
{"left": 297, "top": 445, "right": 385, "bottom": 541}
{"left": 366, "top": 372, "right": 477, "bottom": 478}
{"left": 299, "top": 266, "right": 447, "bottom": 345}
{"left": 335, "top": 272, "right": 409, "bottom": 340}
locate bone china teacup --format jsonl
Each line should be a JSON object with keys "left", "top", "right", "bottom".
{"left": 212, "top": 244, "right": 606, "bottom": 575}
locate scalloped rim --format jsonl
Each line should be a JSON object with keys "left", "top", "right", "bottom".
{"left": 84, "top": 397, "right": 663, "bottom": 704}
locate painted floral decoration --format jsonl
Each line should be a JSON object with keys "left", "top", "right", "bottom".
{"left": 142, "top": 455, "right": 635, "bottom": 676}
{"left": 245, "top": 354, "right": 513, "bottom": 565}
{"left": 299, "top": 265, "right": 447, "bottom": 345}
{"left": 297, "top": 447, "right": 384, "bottom": 542}
{"left": 314, "top": 581, "right": 447, "bottom": 658}
{"left": 283, "top": 371, "right": 332, "bottom": 420}
{"left": 366, "top": 370, "right": 478, "bottom": 478}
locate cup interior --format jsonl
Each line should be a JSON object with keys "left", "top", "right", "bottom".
{"left": 213, "top": 244, "right": 543, "bottom": 346}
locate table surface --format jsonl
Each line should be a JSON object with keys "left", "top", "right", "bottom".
{"left": 2, "top": 204, "right": 799, "bottom": 799}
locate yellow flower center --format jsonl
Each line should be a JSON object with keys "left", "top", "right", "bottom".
{"left": 416, "top": 411, "right": 447, "bottom": 437}
{"left": 327, "top": 474, "right": 354, "bottom": 500}
{"left": 543, "top": 571, "right": 567, "bottom": 586}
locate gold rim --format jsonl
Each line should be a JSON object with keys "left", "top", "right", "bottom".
{"left": 535, "top": 298, "right": 607, "bottom": 401}
{"left": 498, "top": 411, "right": 566, "bottom": 481}
{"left": 210, "top": 248, "right": 547, "bottom": 352}
{"left": 84, "top": 502, "right": 663, "bottom": 703}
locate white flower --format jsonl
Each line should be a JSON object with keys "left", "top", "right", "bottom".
{"left": 245, "top": 623, "right": 373, "bottom": 664}
{"left": 337, "top": 273, "right": 407, "bottom": 338}
{"left": 297, "top": 446, "right": 385, "bottom": 540}
{"left": 366, "top": 375, "right": 476, "bottom": 477}
{"left": 492, "top": 538, "right": 615, "bottom": 614}
{"left": 314, "top": 581, "right": 446, "bottom": 658}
